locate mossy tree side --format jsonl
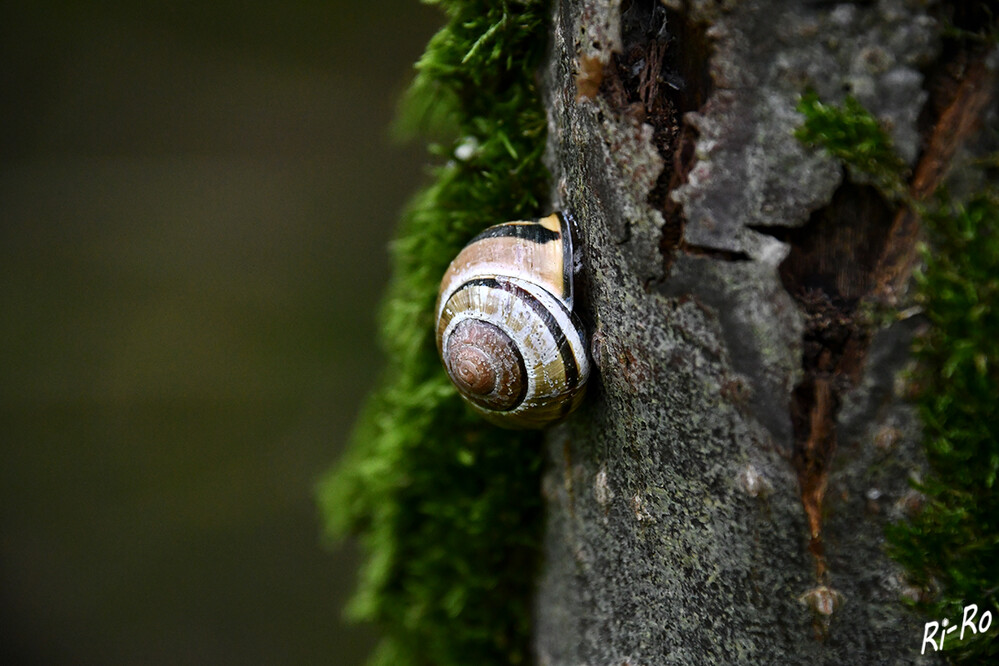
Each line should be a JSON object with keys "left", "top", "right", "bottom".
{"left": 319, "top": 1, "right": 552, "bottom": 664}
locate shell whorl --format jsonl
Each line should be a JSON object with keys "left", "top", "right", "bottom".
{"left": 435, "top": 212, "right": 589, "bottom": 429}
{"left": 444, "top": 318, "right": 526, "bottom": 411}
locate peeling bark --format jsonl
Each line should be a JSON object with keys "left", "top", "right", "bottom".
{"left": 535, "top": 0, "right": 995, "bottom": 663}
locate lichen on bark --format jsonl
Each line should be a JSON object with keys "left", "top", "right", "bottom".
{"left": 533, "top": 0, "right": 992, "bottom": 663}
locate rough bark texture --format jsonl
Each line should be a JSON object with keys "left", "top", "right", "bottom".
{"left": 534, "top": 0, "right": 962, "bottom": 662}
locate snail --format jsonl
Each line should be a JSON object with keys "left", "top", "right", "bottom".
{"left": 435, "top": 211, "right": 590, "bottom": 429}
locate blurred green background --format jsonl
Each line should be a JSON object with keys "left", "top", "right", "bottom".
{"left": 0, "top": 2, "right": 440, "bottom": 663}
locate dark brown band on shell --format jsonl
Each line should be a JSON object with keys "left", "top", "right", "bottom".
{"left": 444, "top": 318, "right": 527, "bottom": 411}
{"left": 468, "top": 220, "right": 561, "bottom": 245}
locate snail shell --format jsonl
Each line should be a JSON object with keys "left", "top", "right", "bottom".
{"left": 435, "top": 212, "right": 590, "bottom": 429}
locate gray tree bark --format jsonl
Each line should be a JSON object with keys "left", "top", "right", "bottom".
{"left": 533, "top": 0, "right": 993, "bottom": 663}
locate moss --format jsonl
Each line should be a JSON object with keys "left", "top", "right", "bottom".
{"left": 317, "top": 1, "right": 551, "bottom": 665}
{"left": 797, "top": 92, "right": 999, "bottom": 662}
{"left": 795, "top": 91, "right": 909, "bottom": 202}
{"left": 886, "top": 191, "right": 999, "bottom": 662}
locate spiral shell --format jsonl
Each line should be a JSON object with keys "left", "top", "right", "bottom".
{"left": 435, "top": 212, "right": 590, "bottom": 429}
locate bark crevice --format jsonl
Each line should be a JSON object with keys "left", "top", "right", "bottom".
{"left": 753, "top": 179, "right": 895, "bottom": 587}
{"left": 596, "top": 0, "right": 713, "bottom": 271}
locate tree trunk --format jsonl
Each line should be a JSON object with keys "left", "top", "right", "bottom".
{"left": 534, "top": 0, "right": 994, "bottom": 663}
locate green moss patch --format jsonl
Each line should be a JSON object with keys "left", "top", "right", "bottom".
{"left": 317, "top": 1, "right": 551, "bottom": 664}
{"left": 886, "top": 192, "right": 999, "bottom": 662}
{"left": 795, "top": 91, "right": 909, "bottom": 201}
